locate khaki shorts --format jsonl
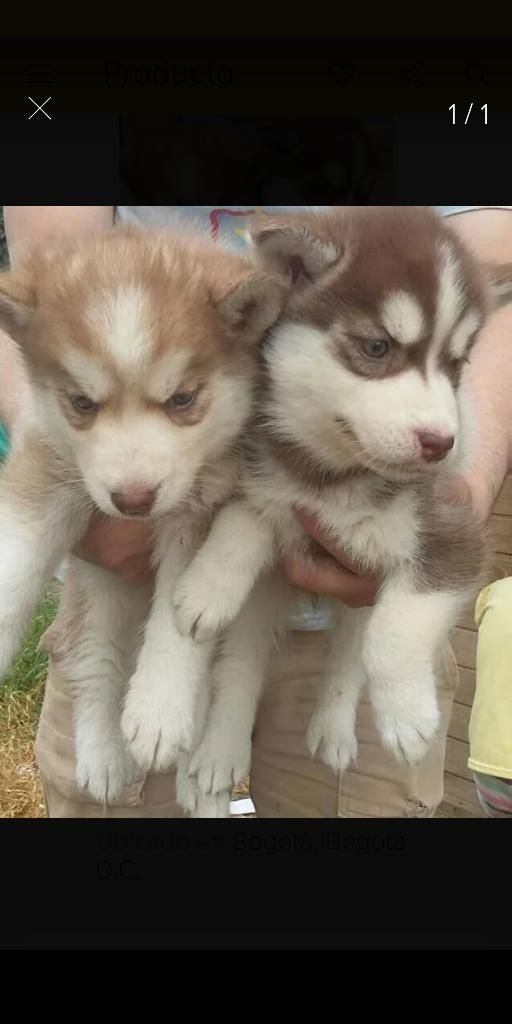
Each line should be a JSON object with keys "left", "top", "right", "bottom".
{"left": 34, "top": 631, "right": 459, "bottom": 819}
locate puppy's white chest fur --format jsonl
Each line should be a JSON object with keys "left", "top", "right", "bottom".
{"left": 246, "top": 458, "right": 419, "bottom": 573}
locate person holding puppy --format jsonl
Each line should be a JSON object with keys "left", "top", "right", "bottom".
{"left": 2, "top": 203, "right": 512, "bottom": 818}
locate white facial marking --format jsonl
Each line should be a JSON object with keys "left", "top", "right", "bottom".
{"left": 267, "top": 322, "right": 459, "bottom": 474}
{"left": 87, "top": 286, "right": 151, "bottom": 372}
{"left": 64, "top": 367, "right": 251, "bottom": 519}
{"left": 145, "top": 348, "right": 195, "bottom": 404}
{"left": 449, "top": 309, "right": 480, "bottom": 360}
{"left": 381, "top": 291, "right": 424, "bottom": 346}
{"left": 60, "top": 349, "right": 113, "bottom": 402}
{"left": 435, "top": 242, "right": 465, "bottom": 348}
{"left": 66, "top": 252, "right": 86, "bottom": 281}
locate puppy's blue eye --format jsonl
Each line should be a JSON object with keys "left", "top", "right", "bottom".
{"left": 361, "top": 339, "right": 389, "bottom": 359}
{"left": 166, "top": 390, "right": 197, "bottom": 410}
{"left": 70, "top": 394, "right": 97, "bottom": 413}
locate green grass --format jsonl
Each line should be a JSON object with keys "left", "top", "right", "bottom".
{"left": 2, "top": 585, "right": 58, "bottom": 701}
{"left": 0, "top": 585, "right": 58, "bottom": 817}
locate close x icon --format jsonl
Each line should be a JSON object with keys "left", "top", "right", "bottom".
{"left": 27, "top": 96, "right": 52, "bottom": 120}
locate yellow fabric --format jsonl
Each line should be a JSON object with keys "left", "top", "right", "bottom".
{"left": 468, "top": 578, "right": 512, "bottom": 779}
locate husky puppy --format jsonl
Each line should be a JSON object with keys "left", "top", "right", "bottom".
{"left": 173, "top": 206, "right": 512, "bottom": 816}
{"left": 0, "top": 225, "right": 286, "bottom": 803}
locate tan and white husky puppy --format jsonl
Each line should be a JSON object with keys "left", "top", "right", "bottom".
{"left": 0, "top": 224, "right": 286, "bottom": 803}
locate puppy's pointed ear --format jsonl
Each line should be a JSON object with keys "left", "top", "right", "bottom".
{"left": 0, "top": 270, "right": 35, "bottom": 342}
{"left": 483, "top": 261, "right": 512, "bottom": 310}
{"left": 214, "top": 272, "right": 288, "bottom": 344}
{"left": 248, "top": 216, "right": 341, "bottom": 286}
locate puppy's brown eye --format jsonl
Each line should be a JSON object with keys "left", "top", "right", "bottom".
{"left": 165, "top": 390, "right": 197, "bottom": 411}
{"left": 70, "top": 394, "right": 98, "bottom": 414}
{"left": 361, "top": 339, "right": 389, "bottom": 359}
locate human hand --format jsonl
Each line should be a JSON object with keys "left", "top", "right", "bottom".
{"left": 74, "top": 511, "right": 153, "bottom": 582}
{"left": 282, "top": 508, "right": 380, "bottom": 608}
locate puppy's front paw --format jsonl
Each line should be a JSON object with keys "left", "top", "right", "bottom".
{"left": 176, "top": 753, "right": 199, "bottom": 814}
{"left": 76, "top": 733, "right": 136, "bottom": 804}
{"left": 307, "top": 701, "right": 358, "bottom": 774}
{"left": 121, "top": 672, "right": 193, "bottom": 771}
{"left": 173, "top": 569, "right": 242, "bottom": 642}
{"left": 176, "top": 753, "right": 232, "bottom": 818}
{"left": 193, "top": 791, "right": 231, "bottom": 819}
{"left": 374, "top": 678, "right": 440, "bottom": 765}
{"left": 188, "top": 729, "right": 251, "bottom": 796}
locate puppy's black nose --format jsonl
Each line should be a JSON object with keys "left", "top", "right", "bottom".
{"left": 111, "top": 487, "right": 156, "bottom": 515}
